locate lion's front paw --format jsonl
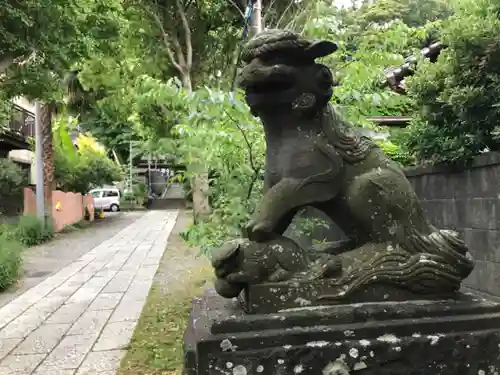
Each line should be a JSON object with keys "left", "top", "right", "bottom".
{"left": 245, "top": 220, "right": 274, "bottom": 242}
{"left": 214, "top": 278, "right": 244, "bottom": 298}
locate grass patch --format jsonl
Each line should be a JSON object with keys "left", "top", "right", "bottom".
{"left": 0, "top": 215, "right": 54, "bottom": 247}
{"left": 61, "top": 220, "right": 91, "bottom": 233}
{"left": 0, "top": 234, "right": 24, "bottom": 291}
{"left": 118, "top": 264, "right": 212, "bottom": 375}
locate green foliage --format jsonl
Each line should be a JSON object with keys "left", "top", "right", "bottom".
{"left": 53, "top": 116, "right": 123, "bottom": 194}
{"left": 175, "top": 0, "right": 457, "bottom": 251}
{"left": 156, "top": 87, "right": 265, "bottom": 253}
{"left": 55, "top": 147, "right": 123, "bottom": 194}
{"left": 1, "top": 0, "right": 124, "bottom": 102}
{"left": 121, "top": 181, "right": 148, "bottom": 208}
{"left": 301, "top": 1, "right": 432, "bottom": 125}
{"left": 287, "top": 211, "right": 332, "bottom": 243}
{"left": 61, "top": 220, "right": 90, "bottom": 233}
{"left": 14, "top": 216, "right": 54, "bottom": 247}
{"left": 405, "top": 0, "right": 500, "bottom": 164}
{"left": 376, "top": 138, "right": 415, "bottom": 166}
{"left": 356, "top": 0, "right": 452, "bottom": 28}
{"left": 5, "top": 0, "right": 492, "bottom": 252}
{"left": 0, "top": 235, "right": 23, "bottom": 291}
{"left": 0, "top": 158, "right": 26, "bottom": 216}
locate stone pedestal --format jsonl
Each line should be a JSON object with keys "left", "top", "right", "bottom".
{"left": 183, "top": 289, "right": 500, "bottom": 375}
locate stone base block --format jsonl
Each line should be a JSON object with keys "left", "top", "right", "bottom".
{"left": 183, "top": 289, "right": 500, "bottom": 375}
{"left": 239, "top": 280, "right": 456, "bottom": 314}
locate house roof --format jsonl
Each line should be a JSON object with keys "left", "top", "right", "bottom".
{"left": 366, "top": 116, "right": 412, "bottom": 127}
{"left": 382, "top": 42, "right": 446, "bottom": 93}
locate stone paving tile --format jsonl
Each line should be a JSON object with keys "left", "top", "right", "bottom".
{"left": 45, "top": 302, "right": 89, "bottom": 325}
{"left": 42, "top": 333, "right": 98, "bottom": 369}
{"left": 0, "top": 353, "right": 45, "bottom": 374}
{"left": 0, "top": 210, "right": 179, "bottom": 374}
{"left": 65, "top": 273, "right": 93, "bottom": 287}
{"left": 0, "top": 338, "right": 22, "bottom": 360}
{"left": 134, "top": 264, "right": 159, "bottom": 281}
{"left": 67, "top": 310, "right": 113, "bottom": 336}
{"left": 13, "top": 323, "right": 70, "bottom": 355}
{"left": 52, "top": 260, "right": 92, "bottom": 279}
{"left": 88, "top": 293, "right": 123, "bottom": 311}
{"left": 94, "top": 269, "right": 118, "bottom": 280}
{"left": 121, "top": 281, "right": 151, "bottom": 304}
{"left": 0, "top": 310, "right": 46, "bottom": 339}
{"left": 85, "top": 275, "right": 112, "bottom": 290}
{"left": 30, "top": 296, "right": 68, "bottom": 318}
{"left": 102, "top": 258, "right": 129, "bottom": 272}
{"left": 0, "top": 304, "right": 27, "bottom": 330}
{"left": 102, "top": 271, "right": 135, "bottom": 293}
{"left": 75, "top": 350, "right": 126, "bottom": 374}
{"left": 12, "top": 284, "right": 55, "bottom": 306}
{"left": 80, "top": 262, "right": 106, "bottom": 275}
{"left": 47, "top": 283, "right": 81, "bottom": 299}
{"left": 33, "top": 366, "right": 76, "bottom": 375}
{"left": 109, "top": 299, "right": 145, "bottom": 323}
{"left": 93, "top": 321, "right": 137, "bottom": 351}
{"left": 65, "top": 287, "right": 101, "bottom": 305}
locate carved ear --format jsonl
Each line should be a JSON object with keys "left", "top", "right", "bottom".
{"left": 306, "top": 40, "right": 338, "bottom": 59}
{"left": 315, "top": 64, "right": 334, "bottom": 90}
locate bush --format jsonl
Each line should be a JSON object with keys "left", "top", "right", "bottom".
{"left": 405, "top": 0, "right": 500, "bottom": 164}
{"left": 0, "top": 159, "right": 26, "bottom": 216}
{"left": 14, "top": 216, "right": 54, "bottom": 246}
{"left": 377, "top": 139, "right": 415, "bottom": 166}
{"left": 54, "top": 139, "right": 123, "bottom": 194}
{"left": 0, "top": 235, "right": 23, "bottom": 291}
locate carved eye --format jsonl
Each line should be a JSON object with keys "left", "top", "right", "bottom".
{"left": 292, "top": 93, "right": 316, "bottom": 109}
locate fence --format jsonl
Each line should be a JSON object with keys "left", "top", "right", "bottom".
{"left": 24, "top": 188, "right": 95, "bottom": 232}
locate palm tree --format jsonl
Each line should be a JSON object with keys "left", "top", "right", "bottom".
{"left": 40, "top": 102, "right": 56, "bottom": 214}
{"left": 39, "top": 70, "right": 88, "bottom": 216}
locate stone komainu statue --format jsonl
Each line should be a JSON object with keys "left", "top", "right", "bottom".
{"left": 212, "top": 29, "right": 474, "bottom": 303}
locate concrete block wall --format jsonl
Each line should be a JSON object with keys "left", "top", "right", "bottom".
{"left": 405, "top": 152, "right": 500, "bottom": 297}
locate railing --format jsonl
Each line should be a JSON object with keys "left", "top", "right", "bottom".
{"left": 4, "top": 104, "right": 35, "bottom": 138}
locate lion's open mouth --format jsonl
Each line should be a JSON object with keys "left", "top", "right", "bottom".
{"left": 245, "top": 78, "right": 294, "bottom": 95}
{"left": 239, "top": 60, "right": 297, "bottom": 94}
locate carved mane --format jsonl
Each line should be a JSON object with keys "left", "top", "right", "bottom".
{"left": 322, "top": 103, "right": 377, "bottom": 163}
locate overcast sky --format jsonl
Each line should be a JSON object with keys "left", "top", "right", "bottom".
{"left": 332, "top": 0, "right": 362, "bottom": 8}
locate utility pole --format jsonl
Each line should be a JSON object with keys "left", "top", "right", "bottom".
{"left": 147, "top": 153, "right": 152, "bottom": 194}
{"left": 129, "top": 139, "right": 133, "bottom": 194}
{"left": 34, "top": 101, "right": 45, "bottom": 224}
{"left": 250, "top": 0, "right": 263, "bottom": 36}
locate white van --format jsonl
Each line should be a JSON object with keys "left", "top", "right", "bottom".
{"left": 89, "top": 188, "right": 121, "bottom": 212}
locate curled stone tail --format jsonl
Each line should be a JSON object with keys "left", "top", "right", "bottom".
{"left": 319, "top": 229, "right": 475, "bottom": 300}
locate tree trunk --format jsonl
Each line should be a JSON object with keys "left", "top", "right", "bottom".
{"left": 192, "top": 171, "right": 211, "bottom": 222}
{"left": 181, "top": 71, "right": 211, "bottom": 222}
{"left": 250, "top": 0, "right": 263, "bottom": 36}
{"left": 182, "top": 73, "right": 193, "bottom": 93}
{"left": 41, "top": 103, "right": 55, "bottom": 218}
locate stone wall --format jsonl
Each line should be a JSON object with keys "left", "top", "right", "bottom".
{"left": 285, "top": 207, "right": 346, "bottom": 250}
{"left": 405, "top": 152, "right": 500, "bottom": 298}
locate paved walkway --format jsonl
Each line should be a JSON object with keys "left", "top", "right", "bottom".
{"left": 0, "top": 212, "right": 145, "bottom": 308}
{"left": 0, "top": 210, "right": 179, "bottom": 375}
